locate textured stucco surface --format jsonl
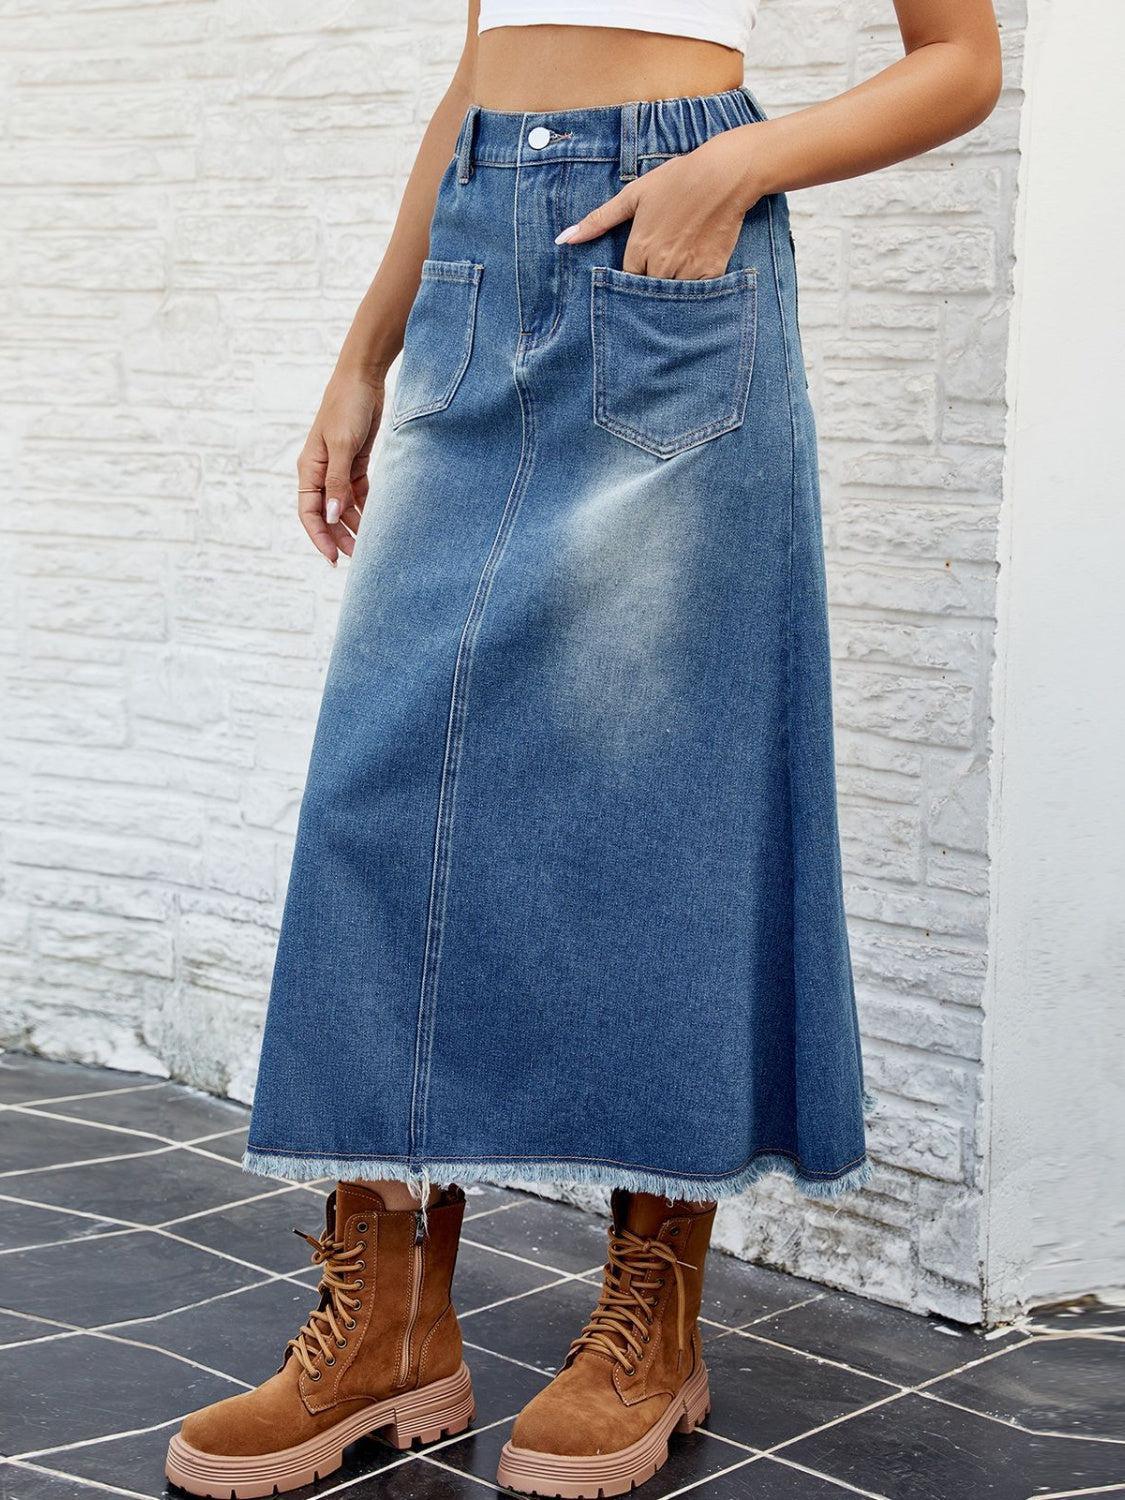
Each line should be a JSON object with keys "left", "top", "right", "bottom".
{"left": 0, "top": 0, "right": 1026, "bottom": 1319}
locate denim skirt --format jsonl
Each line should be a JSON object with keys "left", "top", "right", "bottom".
{"left": 244, "top": 88, "right": 870, "bottom": 1201}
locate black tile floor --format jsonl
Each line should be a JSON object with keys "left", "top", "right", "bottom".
{"left": 1, "top": 1055, "right": 1121, "bottom": 1500}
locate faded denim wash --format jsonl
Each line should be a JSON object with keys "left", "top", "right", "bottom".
{"left": 245, "top": 88, "right": 870, "bottom": 1201}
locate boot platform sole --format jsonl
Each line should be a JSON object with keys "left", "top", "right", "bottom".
{"left": 496, "top": 1359, "right": 711, "bottom": 1499}
{"left": 165, "top": 1361, "right": 474, "bottom": 1499}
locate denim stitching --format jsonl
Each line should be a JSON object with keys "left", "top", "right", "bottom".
{"left": 391, "top": 262, "right": 483, "bottom": 428}
{"left": 540, "top": 159, "right": 574, "bottom": 347}
{"left": 409, "top": 285, "right": 538, "bottom": 1164}
{"left": 470, "top": 151, "right": 676, "bottom": 169}
{"left": 593, "top": 266, "right": 756, "bottom": 302}
{"left": 591, "top": 268, "right": 758, "bottom": 458}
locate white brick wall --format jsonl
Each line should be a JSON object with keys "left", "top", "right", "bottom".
{"left": 0, "top": 0, "right": 1026, "bottom": 1320}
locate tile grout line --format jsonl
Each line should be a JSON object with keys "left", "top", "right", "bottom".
{"left": 285, "top": 1452, "right": 418, "bottom": 1499}
{"left": 762, "top": 1387, "right": 909, "bottom": 1462}
{"left": 2, "top": 1456, "right": 155, "bottom": 1499}
{"left": 0, "top": 1265, "right": 315, "bottom": 1354}
{"left": 916, "top": 1387, "right": 1125, "bottom": 1447}
{"left": 1, "top": 1173, "right": 426, "bottom": 1287}
{"left": 653, "top": 1445, "right": 892, "bottom": 1500}
{"left": 910, "top": 1333, "right": 1038, "bottom": 1393}
{"left": 9, "top": 1101, "right": 247, "bottom": 1152}
{"left": 157, "top": 1182, "right": 314, "bottom": 1228}
{"left": 735, "top": 1291, "right": 829, "bottom": 1326}
{"left": 716, "top": 1324, "right": 906, "bottom": 1391}
{"left": 458, "top": 1274, "right": 599, "bottom": 1324}
{"left": 1033, "top": 1485, "right": 1125, "bottom": 1498}
{"left": 695, "top": 1290, "right": 829, "bottom": 1340}
{"left": 84, "top": 1326, "right": 255, "bottom": 1392}
{"left": 2, "top": 1245, "right": 584, "bottom": 1362}
{"left": 14, "top": 1416, "right": 182, "bottom": 1463}
{"left": 278, "top": 1410, "right": 525, "bottom": 1500}
{"left": 460, "top": 1233, "right": 602, "bottom": 1278}
{"left": 691, "top": 1426, "right": 766, "bottom": 1457}
{"left": 0, "top": 1081, "right": 169, "bottom": 1109}
{"left": 463, "top": 1198, "right": 526, "bottom": 1222}
{"left": 0, "top": 1143, "right": 178, "bottom": 1180}
{"left": 651, "top": 1453, "right": 765, "bottom": 1500}
{"left": 461, "top": 1337, "right": 557, "bottom": 1378}
{"left": 767, "top": 1451, "right": 894, "bottom": 1499}
{"left": 0, "top": 1226, "right": 137, "bottom": 1260}
{"left": 0, "top": 1184, "right": 333, "bottom": 1294}
{"left": 416, "top": 1453, "right": 507, "bottom": 1494}
{"left": 1, "top": 1302, "right": 255, "bottom": 1404}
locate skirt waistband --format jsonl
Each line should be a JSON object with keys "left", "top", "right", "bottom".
{"left": 454, "top": 86, "right": 763, "bottom": 183}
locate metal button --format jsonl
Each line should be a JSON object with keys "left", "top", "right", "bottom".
{"left": 527, "top": 126, "right": 552, "bottom": 150}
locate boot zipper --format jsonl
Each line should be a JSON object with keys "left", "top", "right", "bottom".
{"left": 397, "top": 1209, "right": 425, "bottom": 1386}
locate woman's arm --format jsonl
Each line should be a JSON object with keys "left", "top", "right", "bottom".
{"left": 297, "top": 3, "right": 480, "bottom": 565}
{"left": 558, "top": 0, "right": 1003, "bottom": 279}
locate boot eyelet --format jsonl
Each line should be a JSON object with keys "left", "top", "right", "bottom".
{"left": 309, "top": 1370, "right": 322, "bottom": 1382}
{"left": 668, "top": 1227, "right": 681, "bottom": 1237}
{"left": 345, "top": 1317, "right": 357, "bottom": 1329}
{"left": 335, "top": 1338, "right": 347, "bottom": 1348}
{"left": 624, "top": 1365, "right": 636, "bottom": 1377}
{"left": 355, "top": 1260, "right": 366, "bottom": 1270}
{"left": 354, "top": 1278, "right": 365, "bottom": 1289}
{"left": 356, "top": 1222, "right": 368, "bottom": 1233}
{"left": 324, "top": 1357, "right": 336, "bottom": 1367}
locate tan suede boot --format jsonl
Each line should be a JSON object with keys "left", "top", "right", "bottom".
{"left": 166, "top": 1181, "right": 473, "bottom": 1498}
{"left": 498, "top": 1190, "right": 716, "bottom": 1498}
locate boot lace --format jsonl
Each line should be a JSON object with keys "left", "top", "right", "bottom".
{"left": 286, "top": 1227, "right": 367, "bottom": 1380}
{"left": 569, "top": 1228, "right": 695, "bottom": 1377}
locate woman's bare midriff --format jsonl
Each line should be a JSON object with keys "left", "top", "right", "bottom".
{"left": 473, "top": 25, "right": 744, "bottom": 111}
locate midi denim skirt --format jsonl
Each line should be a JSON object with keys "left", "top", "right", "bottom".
{"left": 244, "top": 87, "right": 870, "bottom": 1201}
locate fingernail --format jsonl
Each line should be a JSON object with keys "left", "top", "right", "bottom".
{"left": 326, "top": 498, "right": 342, "bottom": 525}
{"left": 554, "top": 226, "right": 579, "bottom": 246}
{"left": 326, "top": 554, "right": 337, "bottom": 568}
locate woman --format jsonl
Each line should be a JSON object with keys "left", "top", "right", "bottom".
{"left": 166, "top": 2, "right": 1000, "bottom": 1496}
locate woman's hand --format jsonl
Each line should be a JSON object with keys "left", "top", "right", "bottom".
{"left": 555, "top": 128, "right": 758, "bottom": 280}
{"left": 296, "top": 372, "right": 385, "bottom": 566}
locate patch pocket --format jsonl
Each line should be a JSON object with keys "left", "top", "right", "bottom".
{"left": 392, "top": 260, "right": 483, "bottom": 428}
{"left": 591, "top": 266, "right": 758, "bottom": 459}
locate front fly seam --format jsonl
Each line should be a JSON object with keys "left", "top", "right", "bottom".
{"left": 514, "top": 118, "right": 528, "bottom": 336}
{"left": 538, "top": 160, "right": 574, "bottom": 349}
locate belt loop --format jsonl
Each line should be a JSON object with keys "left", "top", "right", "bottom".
{"left": 456, "top": 105, "right": 479, "bottom": 185}
{"left": 619, "top": 100, "right": 640, "bottom": 182}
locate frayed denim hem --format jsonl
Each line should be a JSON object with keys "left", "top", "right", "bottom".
{"left": 241, "top": 1148, "right": 873, "bottom": 1204}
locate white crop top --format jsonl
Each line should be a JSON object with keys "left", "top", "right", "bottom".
{"left": 477, "top": 1, "right": 758, "bottom": 56}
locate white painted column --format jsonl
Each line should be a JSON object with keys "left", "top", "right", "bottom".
{"left": 985, "top": 0, "right": 1125, "bottom": 1317}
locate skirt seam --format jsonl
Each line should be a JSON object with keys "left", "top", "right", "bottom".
{"left": 409, "top": 293, "right": 538, "bottom": 1164}
{"left": 769, "top": 189, "right": 803, "bottom": 1146}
